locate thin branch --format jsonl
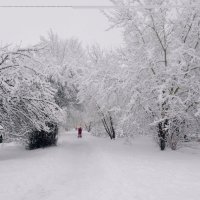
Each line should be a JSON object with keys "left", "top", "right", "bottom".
{"left": 0, "top": 64, "right": 19, "bottom": 72}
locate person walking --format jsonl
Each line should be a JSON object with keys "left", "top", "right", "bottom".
{"left": 78, "top": 127, "right": 82, "bottom": 138}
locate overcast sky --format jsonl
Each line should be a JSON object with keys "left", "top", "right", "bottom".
{"left": 0, "top": 0, "right": 123, "bottom": 48}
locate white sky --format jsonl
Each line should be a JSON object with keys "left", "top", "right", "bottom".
{"left": 0, "top": 0, "right": 123, "bottom": 48}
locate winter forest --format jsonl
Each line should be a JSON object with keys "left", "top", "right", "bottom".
{"left": 1, "top": 0, "right": 200, "bottom": 200}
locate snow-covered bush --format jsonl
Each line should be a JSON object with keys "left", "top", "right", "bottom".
{"left": 27, "top": 121, "right": 58, "bottom": 150}
{"left": 0, "top": 45, "right": 62, "bottom": 146}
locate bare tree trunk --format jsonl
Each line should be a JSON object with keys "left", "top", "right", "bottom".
{"left": 102, "top": 117, "right": 113, "bottom": 139}
{"left": 157, "top": 119, "right": 168, "bottom": 150}
{"left": 101, "top": 114, "right": 116, "bottom": 140}
{"left": 164, "top": 49, "right": 167, "bottom": 67}
{"left": 109, "top": 115, "right": 116, "bottom": 139}
{"left": 85, "top": 122, "right": 92, "bottom": 132}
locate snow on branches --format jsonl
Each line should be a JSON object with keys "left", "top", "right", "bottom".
{"left": 0, "top": 45, "right": 62, "bottom": 142}
{"left": 78, "top": 0, "right": 200, "bottom": 149}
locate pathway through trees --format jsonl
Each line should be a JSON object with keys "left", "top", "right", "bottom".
{"left": 0, "top": 131, "right": 200, "bottom": 200}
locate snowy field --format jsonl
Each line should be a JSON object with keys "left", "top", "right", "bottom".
{"left": 0, "top": 131, "right": 200, "bottom": 200}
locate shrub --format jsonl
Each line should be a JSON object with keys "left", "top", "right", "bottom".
{"left": 27, "top": 122, "right": 58, "bottom": 150}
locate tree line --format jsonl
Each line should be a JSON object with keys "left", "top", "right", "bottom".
{"left": 1, "top": 0, "right": 200, "bottom": 151}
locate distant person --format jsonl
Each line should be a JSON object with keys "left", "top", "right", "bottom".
{"left": 78, "top": 127, "right": 82, "bottom": 138}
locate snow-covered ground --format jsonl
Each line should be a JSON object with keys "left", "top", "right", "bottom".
{"left": 0, "top": 130, "right": 200, "bottom": 200}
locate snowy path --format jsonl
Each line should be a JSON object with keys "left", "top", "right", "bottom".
{"left": 0, "top": 131, "right": 200, "bottom": 200}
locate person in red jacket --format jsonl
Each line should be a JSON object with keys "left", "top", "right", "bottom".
{"left": 78, "top": 127, "right": 82, "bottom": 138}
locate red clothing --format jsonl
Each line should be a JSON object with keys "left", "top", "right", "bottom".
{"left": 78, "top": 127, "right": 82, "bottom": 137}
{"left": 78, "top": 127, "right": 82, "bottom": 134}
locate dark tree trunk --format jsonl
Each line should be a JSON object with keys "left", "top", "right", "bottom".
{"left": 101, "top": 114, "right": 116, "bottom": 140}
{"left": 85, "top": 122, "right": 92, "bottom": 132}
{"left": 109, "top": 115, "right": 116, "bottom": 139}
{"left": 157, "top": 119, "right": 168, "bottom": 150}
{"left": 102, "top": 118, "right": 113, "bottom": 139}
{"left": 0, "top": 135, "right": 3, "bottom": 143}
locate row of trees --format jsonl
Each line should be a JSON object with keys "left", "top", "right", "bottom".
{"left": 0, "top": 32, "right": 85, "bottom": 148}
{"left": 1, "top": 0, "right": 200, "bottom": 151}
{"left": 78, "top": 0, "right": 200, "bottom": 150}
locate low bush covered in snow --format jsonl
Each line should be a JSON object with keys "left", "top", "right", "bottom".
{"left": 26, "top": 122, "right": 58, "bottom": 150}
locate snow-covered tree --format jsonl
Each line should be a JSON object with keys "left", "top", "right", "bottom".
{"left": 35, "top": 31, "right": 87, "bottom": 129}
{"left": 100, "top": 0, "right": 200, "bottom": 149}
{"left": 72, "top": 0, "right": 200, "bottom": 149}
{"left": 0, "top": 45, "right": 61, "bottom": 144}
